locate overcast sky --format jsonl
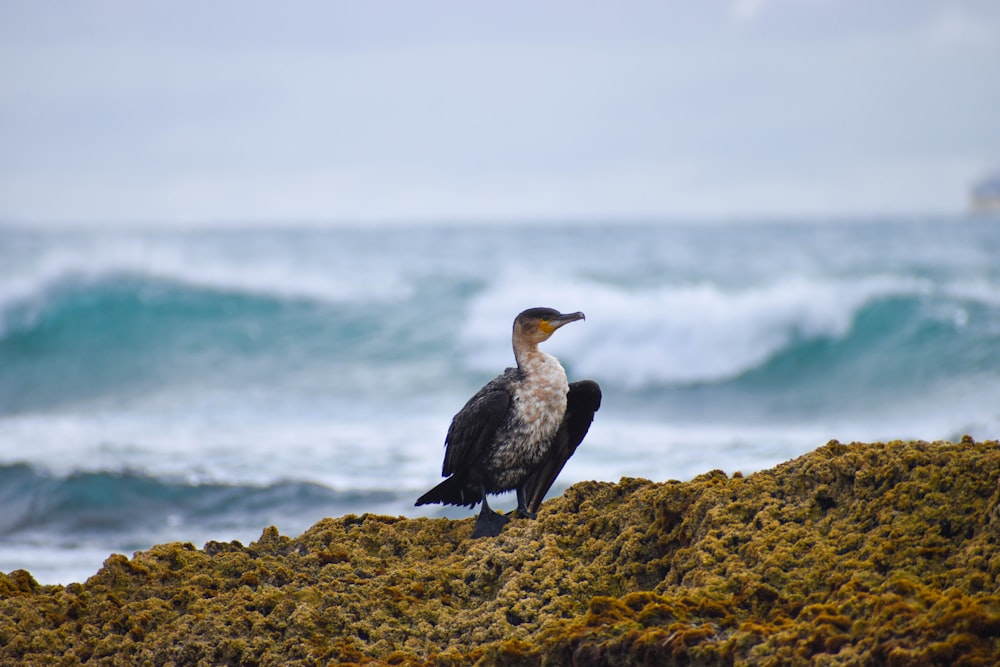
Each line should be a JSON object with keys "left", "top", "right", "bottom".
{"left": 1, "top": 1, "right": 998, "bottom": 226}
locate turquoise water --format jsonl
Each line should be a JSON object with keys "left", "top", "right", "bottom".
{"left": 2, "top": 219, "right": 998, "bottom": 583}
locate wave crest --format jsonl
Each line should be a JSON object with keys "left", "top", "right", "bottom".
{"left": 460, "top": 274, "right": 934, "bottom": 388}
{"left": 0, "top": 236, "right": 412, "bottom": 338}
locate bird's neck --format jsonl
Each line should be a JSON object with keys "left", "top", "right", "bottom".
{"left": 514, "top": 339, "right": 562, "bottom": 377}
{"left": 513, "top": 338, "right": 541, "bottom": 371}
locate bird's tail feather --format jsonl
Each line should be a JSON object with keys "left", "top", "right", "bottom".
{"left": 415, "top": 476, "right": 482, "bottom": 508}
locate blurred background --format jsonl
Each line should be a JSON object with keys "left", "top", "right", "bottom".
{"left": 1, "top": 1, "right": 999, "bottom": 584}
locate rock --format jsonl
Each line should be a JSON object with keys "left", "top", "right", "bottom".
{"left": 2, "top": 439, "right": 999, "bottom": 665}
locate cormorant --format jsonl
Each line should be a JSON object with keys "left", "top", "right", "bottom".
{"left": 416, "top": 307, "right": 602, "bottom": 538}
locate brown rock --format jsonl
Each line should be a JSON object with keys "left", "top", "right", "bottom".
{"left": 2, "top": 439, "right": 999, "bottom": 665}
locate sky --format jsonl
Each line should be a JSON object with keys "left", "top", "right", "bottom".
{"left": 1, "top": 0, "right": 999, "bottom": 226}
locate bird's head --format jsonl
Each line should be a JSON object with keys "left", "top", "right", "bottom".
{"left": 513, "top": 307, "right": 585, "bottom": 345}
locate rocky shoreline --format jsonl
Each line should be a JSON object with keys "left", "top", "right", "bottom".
{"left": 3, "top": 439, "right": 999, "bottom": 665}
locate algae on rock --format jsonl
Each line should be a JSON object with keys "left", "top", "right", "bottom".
{"left": 2, "top": 439, "right": 999, "bottom": 665}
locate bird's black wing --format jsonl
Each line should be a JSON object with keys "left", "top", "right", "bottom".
{"left": 442, "top": 375, "right": 514, "bottom": 477}
{"left": 523, "top": 379, "right": 602, "bottom": 515}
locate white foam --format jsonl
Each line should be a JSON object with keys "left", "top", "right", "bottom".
{"left": 0, "top": 395, "right": 451, "bottom": 492}
{"left": 0, "top": 232, "right": 414, "bottom": 335}
{"left": 460, "top": 272, "right": 931, "bottom": 387}
{"left": 537, "top": 379, "right": 1000, "bottom": 488}
{"left": 942, "top": 279, "right": 1000, "bottom": 308}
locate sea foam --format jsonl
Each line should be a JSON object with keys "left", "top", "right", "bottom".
{"left": 460, "top": 272, "right": 932, "bottom": 387}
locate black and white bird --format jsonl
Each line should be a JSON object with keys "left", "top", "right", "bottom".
{"left": 416, "top": 307, "right": 601, "bottom": 538}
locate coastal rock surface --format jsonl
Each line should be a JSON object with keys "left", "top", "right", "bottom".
{"left": 3, "top": 439, "right": 999, "bottom": 665}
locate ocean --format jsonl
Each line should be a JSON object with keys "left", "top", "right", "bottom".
{"left": 2, "top": 218, "right": 998, "bottom": 585}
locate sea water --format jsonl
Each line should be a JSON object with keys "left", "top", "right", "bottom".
{"left": 1, "top": 218, "right": 998, "bottom": 584}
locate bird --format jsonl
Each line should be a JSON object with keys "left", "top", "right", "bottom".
{"left": 416, "top": 307, "right": 601, "bottom": 538}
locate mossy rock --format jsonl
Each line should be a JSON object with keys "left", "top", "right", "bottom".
{"left": 2, "top": 439, "right": 999, "bottom": 665}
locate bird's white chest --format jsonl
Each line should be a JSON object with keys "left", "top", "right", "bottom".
{"left": 482, "top": 352, "right": 569, "bottom": 490}
{"left": 512, "top": 352, "right": 569, "bottom": 444}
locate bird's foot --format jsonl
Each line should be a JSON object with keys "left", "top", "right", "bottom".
{"left": 511, "top": 485, "right": 537, "bottom": 520}
{"left": 508, "top": 506, "right": 537, "bottom": 520}
{"left": 471, "top": 501, "right": 510, "bottom": 538}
